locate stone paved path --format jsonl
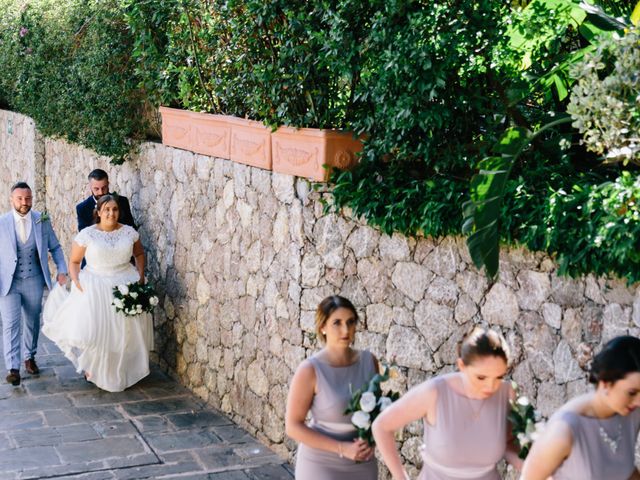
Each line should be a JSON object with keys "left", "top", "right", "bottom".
{"left": 0, "top": 336, "right": 294, "bottom": 479}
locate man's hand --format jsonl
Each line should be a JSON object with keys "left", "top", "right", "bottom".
{"left": 56, "top": 273, "right": 67, "bottom": 286}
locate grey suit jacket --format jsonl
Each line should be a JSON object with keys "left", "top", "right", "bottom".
{"left": 0, "top": 210, "right": 67, "bottom": 296}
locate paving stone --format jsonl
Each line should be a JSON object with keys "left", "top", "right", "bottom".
{"left": 132, "top": 415, "right": 174, "bottom": 433}
{"left": 113, "top": 451, "right": 203, "bottom": 479}
{"left": 212, "top": 425, "right": 255, "bottom": 444}
{"left": 0, "top": 432, "right": 11, "bottom": 450}
{"left": 23, "top": 471, "right": 116, "bottom": 480}
{"left": 25, "top": 377, "right": 95, "bottom": 396}
{"left": 245, "top": 464, "right": 295, "bottom": 480}
{"left": 162, "top": 473, "right": 250, "bottom": 480}
{"left": 92, "top": 421, "right": 139, "bottom": 438}
{"left": 69, "top": 389, "right": 148, "bottom": 407}
{"left": 0, "top": 446, "right": 61, "bottom": 471}
{"left": 10, "top": 424, "right": 100, "bottom": 447}
{"left": 42, "top": 409, "right": 88, "bottom": 427}
{"left": 195, "top": 446, "right": 246, "bottom": 470}
{"left": 1, "top": 394, "right": 72, "bottom": 413}
{"left": 0, "top": 331, "right": 291, "bottom": 479}
{"left": 56, "top": 437, "right": 148, "bottom": 463}
{"left": 121, "top": 397, "right": 204, "bottom": 416}
{"left": 16, "top": 461, "right": 107, "bottom": 480}
{"left": 0, "top": 412, "right": 45, "bottom": 431}
{"left": 67, "top": 406, "right": 127, "bottom": 423}
{"left": 167, "top": 410, "right": 232, "bottom": 429}
{"left": 103, "top": 453, "right": 160, "bottom": 469}
{"left": 146, "top": 429, "right": 223, "bottom": 452}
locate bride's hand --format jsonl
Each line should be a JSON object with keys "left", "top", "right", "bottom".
{"left": 72, "top": 278, "right": 83, "bottom": 292}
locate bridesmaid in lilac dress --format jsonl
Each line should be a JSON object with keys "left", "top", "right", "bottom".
{"left": 522, "top": 336, "right": 640, "bottom": 480}
{"left": 285, "top": 296, "right": 378, "bottom": 480}
{"left": 372, "top": 327, "right": 521, "bottom": 480}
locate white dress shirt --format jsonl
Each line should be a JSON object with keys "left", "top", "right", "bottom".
{"left": 12, "top": 210, "right": 32, "bottom": 244}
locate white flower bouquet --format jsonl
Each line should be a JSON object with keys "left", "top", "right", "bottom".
{"left": 508, "top": 381, "right": 546, "bottom": 459}
{"left": 344, "top": 365, "right": 400, "bottom": 445}
{"left": 111, "top": 282, "right": 159, "bottom": 317}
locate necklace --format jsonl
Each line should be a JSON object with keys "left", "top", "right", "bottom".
{"left": 598, "top": 418, "right": 622, "bottom": 454}
{"left": 461, "top": 379, "right": 486, "bottom": 421}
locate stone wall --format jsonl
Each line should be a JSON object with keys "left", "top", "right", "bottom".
{"left": 2, "top": 109, "right": 640, "bottom": 477}
{"left": 0, "top": 111, "right": 45, "bottom": 209}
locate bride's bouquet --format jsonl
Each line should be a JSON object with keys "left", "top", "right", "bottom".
{"left": 344, "top": 364, "right": 400, "bottom": 446}
{"left": 112, "top": 282, "right": 159, "bottom": 317}
{"left": 508, "top": 381, "right": 546, "bottom": 459}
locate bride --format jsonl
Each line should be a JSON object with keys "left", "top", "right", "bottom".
{"left": 43, "top": 194, "right": 153, "bottom": 392}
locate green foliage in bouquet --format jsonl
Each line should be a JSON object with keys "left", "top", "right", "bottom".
{"left": 344, "top": 365, "right": 400, "bottom": 446}
{"left": 112, "top": 282, "right": 159, "bottom": 317}
{"left": 508, "top": 382, "right": 545, "bottom": 459}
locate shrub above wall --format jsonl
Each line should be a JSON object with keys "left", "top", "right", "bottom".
{"left": 0, "top": 0, "right": 147, "bottom": 164}
{"left": 1, "top": 0, "right": 638, "bottom": 283}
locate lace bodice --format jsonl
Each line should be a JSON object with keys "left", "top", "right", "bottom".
{"left": 75, "top": 225, "right": 139, "bottom": 274}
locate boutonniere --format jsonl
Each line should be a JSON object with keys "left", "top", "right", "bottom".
{"left": 36, "top": 211, "right": 50, "bottom": 224}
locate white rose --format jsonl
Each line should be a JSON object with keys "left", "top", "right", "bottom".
{"left": 130, "top": 292, "right": 138, "bottom": 299}
{"left": 117, "top": 284, "right": 129, "bottom": 295}
{"left": 136, "top": 305, "right": 143, "bottom": 312}
{"left": 516, "top": 396, "right": 530, "bottom": 407}
{"left": 351, "top": 411, "right": 371, "bottom": 430}
{"left": 378, "top": 396, "right": 393, "bottom": 411}
{"left": 359, "top": 392, "right": 377, "bottom": 413}
{"left": 149, "top": 296, "right": 159, "bottom": 306}
{"left": 113, "top": 299, "right": 124, "bottom": 309}
{"left": 517, "top": 432, "right": 529, "bottom": 446}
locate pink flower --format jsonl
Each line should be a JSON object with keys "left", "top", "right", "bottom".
{"left": 19, "top": 27, "right": 28, "bottom": 37}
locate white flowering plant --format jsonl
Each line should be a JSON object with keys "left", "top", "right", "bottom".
{"left": 508, "top": 381, "right": 546, "bottom": 459}
{"left": 111, "top": 282, "right": 159, "bottom": 317}
{"left": 344, "top": 364, "right": 400, "bottom": 446}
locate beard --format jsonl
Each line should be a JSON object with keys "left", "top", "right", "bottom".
{"left": 14, "top": 205, "right": 31, "bottom": 215}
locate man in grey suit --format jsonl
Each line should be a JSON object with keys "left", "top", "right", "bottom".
{"left": 0, "top": 182, "right": 67, "bottom": 385}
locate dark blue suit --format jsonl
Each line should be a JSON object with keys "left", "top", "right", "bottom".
{"left": 76, "top": 194, "right": 135, "bottom": 232}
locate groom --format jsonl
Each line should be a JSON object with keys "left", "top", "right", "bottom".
{"left": 0, "top": 182, "right": 67, "bottom": 385}
{"left": 76, "top": 168, "right": 135, "bottom": 232}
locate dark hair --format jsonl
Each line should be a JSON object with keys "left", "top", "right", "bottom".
{"left": 458, "top": 326, "right": 511, "bottom": 366}
{"left": 88, "top": 169, "right": 108, "bottom": 181}
{"left": 93, "top": 194, "right": 119, "bottom": 224}
{"left": 11, "top": 181, "right": 31, "bottom": 192}
{"left": 589, "top": 336, "right": 640, "bottom": 385}
{"left": 315, "top": 295, "right": 358, "bottom": 343}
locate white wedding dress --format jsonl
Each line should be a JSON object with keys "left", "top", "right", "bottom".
{"left": 43, "top": 225, "right": 153, "bottom": 392}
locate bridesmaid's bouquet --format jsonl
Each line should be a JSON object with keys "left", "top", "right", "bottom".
{"left": 508, "top": 381, "right": 546, "bottom": 459}
{"left": 112, "top": 282, "right": 159, "bottom": 317}
{"left": 344, "top": 364, "right": 400, "bottom": 446}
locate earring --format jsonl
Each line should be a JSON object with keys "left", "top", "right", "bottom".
{"left": 322, "top": 331, "right": 326, "bottom": 335}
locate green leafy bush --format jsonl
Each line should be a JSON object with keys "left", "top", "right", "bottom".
{"left": 124, "top": 0, "right": 377, "bottom": 129}
{"left": 0, "top": 0, "right": 146, "bottom": 163}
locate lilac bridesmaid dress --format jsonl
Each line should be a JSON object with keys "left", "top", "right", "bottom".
{"left": 418, "top": 375, "right": 510, "bottom": 480}
{"left": 294, "top": 349, "right": 378, "bottom": 480}
{"left": 550, "top": 408, "right": 640, "bottom": 479}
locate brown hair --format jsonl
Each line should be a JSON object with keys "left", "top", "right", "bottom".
{"left": 315, "top": 295, "right": 358, "bottom": 343}
{"left": 93, "top": 194, "right": 119, "bottom": 224}
{"left": 458, "top": 326, "right": 511, "bottom": 366}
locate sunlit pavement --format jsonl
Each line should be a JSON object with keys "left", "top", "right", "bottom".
{"left": 0, "top": 335, "right": 293, "bottom": 479}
